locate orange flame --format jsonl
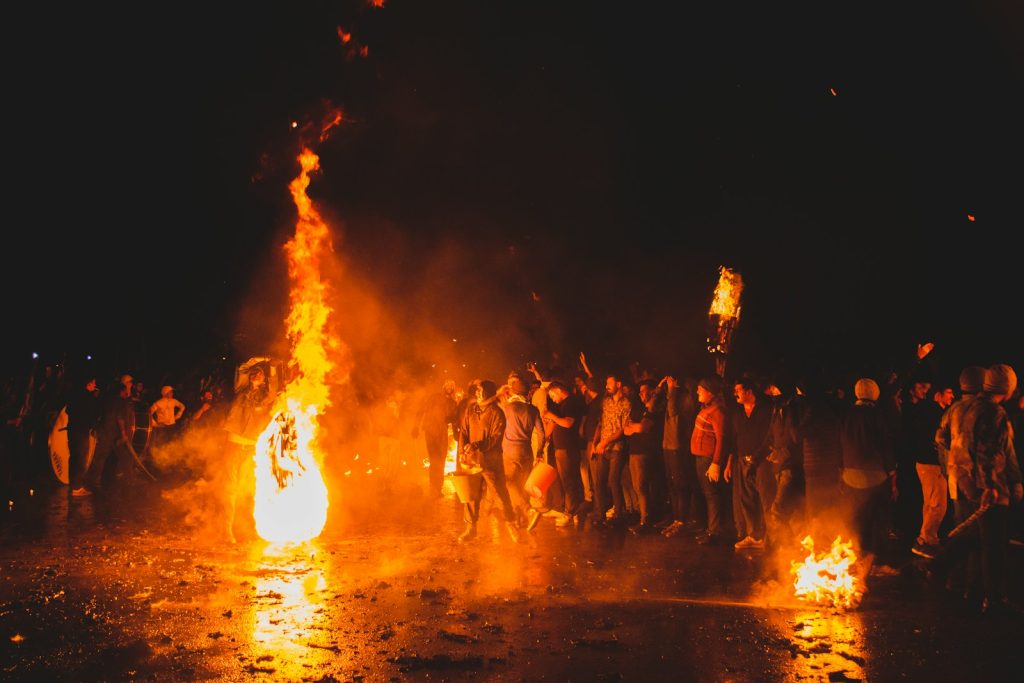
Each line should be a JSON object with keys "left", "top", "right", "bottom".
{"left": 708, "top": 265, "right": 743, "bottom": 319}
{"left": 791, "top": 535, "right": 862, "bottom": 610}
{"left": 252, "top": 148, "right": 335, "bottom": 544}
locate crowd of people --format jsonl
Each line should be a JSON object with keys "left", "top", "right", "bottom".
{"left": 2, "top": 343, "right": 1021, "bottom": 616}
{"left": 417, "top": 346, "right": 1022, "bottom": 616}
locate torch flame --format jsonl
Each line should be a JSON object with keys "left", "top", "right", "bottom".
{"left": 708, "top": 265, "right": 743, "bottom": 319}
{"left": 252, "top": 148, "right": 337, "bottom": 544}
{"left": 791, "top": 535, "right": 862, "bottom": 610}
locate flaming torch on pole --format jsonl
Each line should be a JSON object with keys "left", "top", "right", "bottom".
{"left": 706, "top": 265, "right": 743, "bottom": 379}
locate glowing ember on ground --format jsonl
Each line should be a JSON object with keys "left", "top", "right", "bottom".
{"left": 252, "top": 148, "right": 337, "bottom": 544}
{"left": 791, "top": 535, "right": 862, "bottom": 610}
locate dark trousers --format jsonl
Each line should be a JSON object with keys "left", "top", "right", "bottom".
{"left": 629, "top": 452, "right": 653, "bottom": 524}
{"left": 695, "top": 455, "right": 724, "bottom": 537}
{"left": 936, "top": 503, "right": 1009, "bottom": 604}
{"left": 804, "top": 464, "right": 841, "bottom": 528}
{"left": 737, "top": 458, "right": 775, "bottom": 540}
{"left": 842, "top": 482, "right": 890, "bottom": 556}
{"left": 86, "top": 433, "right": 123, "bottom": 490}
{"left": 589, "top": 447, "right": 626, "bottom": 521}
{"left": 553, "top": 447, "right": 583, "bottom": 515}
{"left": 464, "top": 451, "right": 515, "bottom": 525}
{"left": 768, "top": 465, "right": 803, "bottom": 544}
{"left": 67, "top": 427, "right": 91, "bottom": 490}
{"left": 664, "top": 448, "right": 703, "bottom": 525}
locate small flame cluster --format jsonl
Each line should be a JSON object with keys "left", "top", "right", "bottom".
{"left": 791, "top": 535, "right": 862, "bottom": 610}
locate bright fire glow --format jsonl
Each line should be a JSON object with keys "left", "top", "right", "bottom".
{"left": 791, "top": 535, "right": 862, "bottom": 610}
{"left": 252, "top": 148, "right": 335, "bottom": 543}
{"left": 708, "top": 265, "right": 743, "bottom": 319}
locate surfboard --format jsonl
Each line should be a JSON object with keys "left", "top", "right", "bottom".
{"left": 48, "top": 406, "right": 96, "bottom": 485}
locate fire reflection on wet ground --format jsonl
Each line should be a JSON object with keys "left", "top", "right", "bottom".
{"left": 2, "top": 482, "right": 1023, "bottom": 681}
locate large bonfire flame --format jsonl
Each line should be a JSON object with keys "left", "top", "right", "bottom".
{"left": 791, "top": 535, "right": 863, "bottom": 610}
{"left": 252, "top": 148, "right": 336, "bottom": 544}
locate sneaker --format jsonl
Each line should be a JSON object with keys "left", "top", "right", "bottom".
{"left": 911, "top": 542, "right": 939, "bottom": 560}
{"left": 526, "top": 508, "right": 541, "bottom": 532}
{"left": 71, "top": 487, "right": 92, "bottom": 497}
{"left": 734, "top": 535, "right": 762, "bottom": 549}
{"left": 457, "top": 523, "right": 477, "bottom": 543}
{"left": 554, "top": 512, "right": 573, "bottom": 527}
{"left": 506, "top": 522, "right": 522, "bottom": 543}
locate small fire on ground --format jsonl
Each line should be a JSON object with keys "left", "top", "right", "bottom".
{"left": 791, "top": 535, "right": 863, "bottom": 610}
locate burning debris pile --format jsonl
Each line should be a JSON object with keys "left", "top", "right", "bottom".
{"left": 791, "top": 535, "right": 863, "bottom": 610}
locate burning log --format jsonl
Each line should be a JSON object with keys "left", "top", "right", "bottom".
{"left": 707, "top": 265, "right": 743, "bottom": 378}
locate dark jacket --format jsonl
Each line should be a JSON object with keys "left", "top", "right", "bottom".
{"left": 459, "top": 396, "right": 506, "bottom": 460}
{"left": 841, "top": 401, "right": 897, "bottom": 476}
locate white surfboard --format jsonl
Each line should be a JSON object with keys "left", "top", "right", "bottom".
{"left": 48, "top": 406, "right": 96, "bottom": 485}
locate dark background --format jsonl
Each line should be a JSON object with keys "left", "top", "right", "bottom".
{"left": 4, "top": 1, "right": 1022, "bottom": 386}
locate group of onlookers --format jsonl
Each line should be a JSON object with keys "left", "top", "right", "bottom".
{"left": 420, "top": 345, "right": 1021, "bottom": 615}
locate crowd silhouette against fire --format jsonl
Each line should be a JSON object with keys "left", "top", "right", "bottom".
{"left": 1, "top": 341, "right": 1021, "bottom": 616}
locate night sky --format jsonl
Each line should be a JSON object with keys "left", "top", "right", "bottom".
{"left": 5, "top": 1, "right": 1023, "bottom": 387}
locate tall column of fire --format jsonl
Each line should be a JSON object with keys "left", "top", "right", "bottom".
{"left": 251, "top": 148, "right": 337, "bottom": 544}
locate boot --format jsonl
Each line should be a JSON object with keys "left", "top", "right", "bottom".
{"left": 458, "top": 523, "right": 477, "bottom": 543}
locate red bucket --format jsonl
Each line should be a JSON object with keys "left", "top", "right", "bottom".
{"left": 524, "top": 461, "right": 557, "bottom": 499}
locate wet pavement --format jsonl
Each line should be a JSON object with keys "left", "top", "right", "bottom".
{"left": 2, "top": 473, "right": 1023, "bottom": 682}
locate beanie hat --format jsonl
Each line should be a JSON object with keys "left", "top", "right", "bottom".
{"left": 854, "top": 378, "right": 880, "bottom": 401}
{"left": 984, "top": 364, "right": 1017, "bottom": 396}
{"left": 958, "top": 366, "right": 986, "bottom": 394}
{"left": 698, "top": 376, "right": 723, "bottom": 395}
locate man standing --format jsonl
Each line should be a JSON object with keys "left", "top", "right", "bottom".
{"left": 591, "top": 373, "right": 632, "bottom": 527}
{"left": 149, "top": 385, "right": 186, "bottom": 452}
{"left": 543, "top": 380, "right": 585, "bottom": 528}
{"left": 623, "top": 379, "right": 665, "bottom": 534}
{"left": 413, "top": 379, "right": 458, "bottom": 500}
{"left": 86, "top": 380, "right": 135, "bottom": 493}
{"left": 457, "top": 380, "right": 520, "bottom": 543}
{"left": 65, "top": 372, "right": 100, "bottom": 498}
{"left": 692, "top": 376, "right": 727, "bottom": 545}
{"left": 499, "top": 372, "right": 545, "bottom": 529}
{"left": 725, "top": 378, "right": 772, "bottom": 550}
{"left": 938, "top": 365, "right": 1022, "bottom": 614}
{"left": 221, "top": 364, "right": 275, "bottom": 543}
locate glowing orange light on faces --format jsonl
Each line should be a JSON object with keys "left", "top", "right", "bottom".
{"left": 251, "top": 148, "right": 336, "bottom": 544}
{"left": 791, "top": 535, "right": 862, "bottom": 610}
